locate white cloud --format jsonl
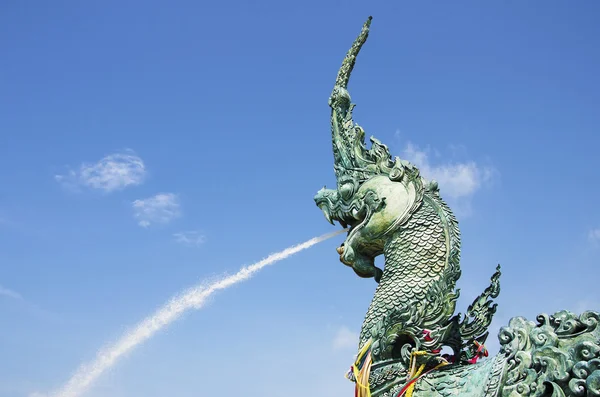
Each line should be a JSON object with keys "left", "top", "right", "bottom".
{"left": 0, "top": 285, "right": 22, "bottom": 300}
{"left": 588, "top": 229, "right": 600, "bottom": 244}
{"left": 402, "top": 143, "right": 494, "bottom": 200}
{"left": 173, "top": 231, "right": 206, "bottom": 246}
{"left": 56, "top": 151, "right": 146, "bottom": 192}
{"left": 133, "top": 193, "right": 181, "bottom": 227}
{"left": 333, "top": 326, "right": 358, "bottom": 350}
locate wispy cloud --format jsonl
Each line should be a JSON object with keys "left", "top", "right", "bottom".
{"left": 173, "top": 231, "right": 206, "bottom": 246}
{"left": 402, "top": 143, "right": 494, "bottom": 199}
{"left": 55, "top": 150, "right": 146, "bottom": 193}
{"left": 0, "top": 285, "right": 22, "bottom": 300}
{"left": 588, "top": 228, "right": 600, "bottom": 244}
{"left": 400, "top": 142, "right": 496, "bottom": 215}
{"left": 333, "top": 326, "right": 358, "bottom": 350}
{"left": 0, "top": 285, "right": 59, "bottom": 323}
{"left": 133, "top": 193, "right": 181, "bottom": 227}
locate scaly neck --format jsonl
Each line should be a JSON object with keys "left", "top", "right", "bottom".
{"left": 358, "top": 195, "right": 459, "bottom": 348}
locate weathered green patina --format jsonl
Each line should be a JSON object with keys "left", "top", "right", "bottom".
{"left": 315, "top": 17, "right": 600, "bottom": 397}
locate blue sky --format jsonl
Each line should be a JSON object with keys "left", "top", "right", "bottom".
{"left": 1, "top": 1, "right": 600, "bottom": 396}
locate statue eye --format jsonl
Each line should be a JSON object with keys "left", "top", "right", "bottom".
{"left": 339, "top": 183, "right": 354, "bottom": 200}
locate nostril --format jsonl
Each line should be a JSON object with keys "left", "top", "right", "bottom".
{"left": 336, "top": 245, "right": 345, "bottom": 255}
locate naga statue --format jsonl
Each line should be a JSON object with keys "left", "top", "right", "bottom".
{"left": 314, "top": 17, "right": 600, "bottom": 397}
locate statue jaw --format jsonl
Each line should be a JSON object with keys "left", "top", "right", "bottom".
{"left": 315, "top": 176, "right": 418, "bottom": 283}
{"left": 337, "top": 242, "right": 383, "bottom": 282}
{"left": 314, "top": 185, "right": 383, "bottom": 282}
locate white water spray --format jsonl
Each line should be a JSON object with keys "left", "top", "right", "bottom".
{"left": 45, "top": 229, "right": 347, "bottom": 397}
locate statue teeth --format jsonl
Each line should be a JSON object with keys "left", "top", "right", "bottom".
{"left": 323, "top": 209, "right": 334, "bottom": 224}
{"left": 325, "top": 213, "right": 333, "bottom": 224}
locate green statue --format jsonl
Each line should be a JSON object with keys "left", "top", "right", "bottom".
{"left": 315, "top": 17, "right": 600, "bottom": 397}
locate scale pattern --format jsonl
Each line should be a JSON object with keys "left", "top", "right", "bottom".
{"left": 359, "top": 198, "right": 449, "bottom": 346}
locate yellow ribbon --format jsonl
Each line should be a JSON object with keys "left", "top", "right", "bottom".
{"left": 351, "top": 340, "right": 373, "bottom": 397}
{"left": 404, "top": 350, "right": 450, "bottom": 397}
{"left": 405, "top": 364, "right": 425, "bottom": 397}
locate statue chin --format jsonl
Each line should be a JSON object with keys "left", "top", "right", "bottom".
{"left": 338, "top": 243, "right": 382, "bottom": 283}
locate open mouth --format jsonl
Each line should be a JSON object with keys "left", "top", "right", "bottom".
{"left": 317, "top": 202, "right": 364, "bottom": 234}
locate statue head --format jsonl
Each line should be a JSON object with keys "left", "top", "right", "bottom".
{"left": 314, "top": 17, "right": 426, "bottom": 283}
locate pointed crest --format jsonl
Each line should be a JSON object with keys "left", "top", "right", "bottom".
{"left": 328, "top": 17, "right": 417, "bottom": 187}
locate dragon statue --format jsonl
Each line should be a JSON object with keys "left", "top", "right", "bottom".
{"left": 314, "top": 17, "right": 600, "bottom": 397}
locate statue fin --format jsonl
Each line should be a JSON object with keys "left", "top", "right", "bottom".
{"left": 458, "top": 265, "right": 502, "bottom": 342}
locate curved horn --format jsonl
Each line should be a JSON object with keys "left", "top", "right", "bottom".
{"left": 329, "top": 17, "right": 372, "bottom": 180}
{"left": 332, "top": 16, "right": 372, "bottom": 94}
